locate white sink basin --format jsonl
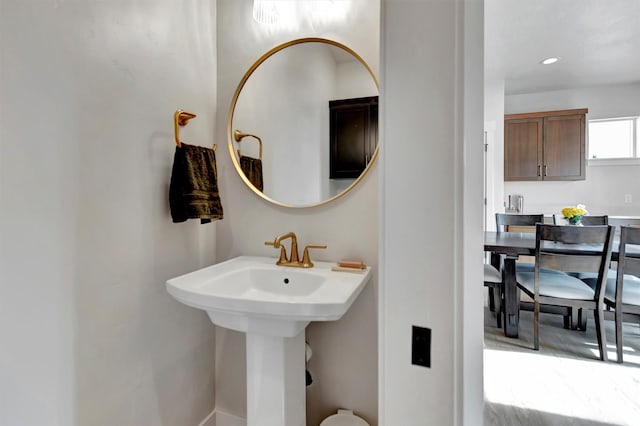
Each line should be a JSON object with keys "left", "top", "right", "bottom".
{"left": 166, "top": 255, "right": 371, "bottom": 336}
{"left": 167, "top": 255, "right": 371, "bottom": 426}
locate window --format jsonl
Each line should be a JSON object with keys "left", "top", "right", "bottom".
{"left": 588, "top": 117, "right": 639, "bottom": 160}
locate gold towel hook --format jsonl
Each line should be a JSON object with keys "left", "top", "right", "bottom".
{"left": 174, "top": 110, "right": 195, "bottom": 147}
{"left": 234, "top": 129, "right": 262, "bottom": 160}
{"left": 174, "top": 109, "right": 216, "bottom": 150}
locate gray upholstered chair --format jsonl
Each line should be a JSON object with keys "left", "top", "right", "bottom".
{"left": 484, "top": 264, "right": 503, "bottom": 328}
{"left": 552, "top": 213, "right": 611, "bottom": 329}
{"left": 581, "top": 226, "right": 640, "bottom": 363}
{"left": 516, "top": 224, "right": 614, "bottom": 360}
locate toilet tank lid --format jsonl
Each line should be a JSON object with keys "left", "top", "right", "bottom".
{"left": 319, "top": 409, "right": 369, "bottom": 426}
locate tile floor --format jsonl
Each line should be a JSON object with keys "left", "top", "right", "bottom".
{"left": 484, "top": 307, "right": 640, "bottom": 426}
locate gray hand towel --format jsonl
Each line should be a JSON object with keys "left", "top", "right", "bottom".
{"left": 169, "top": 143, "right": 223, "bottom": 224}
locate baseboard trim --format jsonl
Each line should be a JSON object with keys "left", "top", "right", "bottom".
{"left": 199, "top": 409, "right": 247, "bottom": 426}
{"left": 198, "top": 409, "right": 216, "bottom": 426}
{"left": 216, "top": 410, "right": 247, "bottom": 426}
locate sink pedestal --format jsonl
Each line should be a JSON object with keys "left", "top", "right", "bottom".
{"left": 166, "top": 256, "right": 371, "bottom": 426}
{"left": 246, "top": 331, "right": 306, "bottom": 426}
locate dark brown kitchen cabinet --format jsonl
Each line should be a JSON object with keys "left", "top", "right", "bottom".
{"left": 329, "top": 96, "right": 378, "bottom": 179}
{"left": 504, "top": 108, "right": 587, "bottom": 181}
{"left": 504, "top": 117, "right": 543, "bottom": 180}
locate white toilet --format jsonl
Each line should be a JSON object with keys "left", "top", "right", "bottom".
{"left": 319, "top": 409, "right": 369, "bottom": 426}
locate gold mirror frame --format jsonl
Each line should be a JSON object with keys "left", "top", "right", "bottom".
{"left": 227, "top": 37, "right": 380, "bottom": 208}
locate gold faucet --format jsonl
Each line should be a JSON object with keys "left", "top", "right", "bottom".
{"left": 265, "top": 232, "right": 326, "bottom": 268}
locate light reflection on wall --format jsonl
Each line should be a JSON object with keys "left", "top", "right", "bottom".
{"left": 252, "top": 0, "right": 351, "bottom": 29}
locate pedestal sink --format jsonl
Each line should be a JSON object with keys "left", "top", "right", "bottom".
{"left": 166, "top": 256, "right": 371, "bottom": 426}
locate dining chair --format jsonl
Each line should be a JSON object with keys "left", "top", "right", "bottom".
{"left": 516, "top": 224, "right": 614, "bottom": 361}
{"left": 496, "top": 213, "right": 544, "bottom": 235}
{"left": 494, "top": 213, "right": 577, "bottom": 327}
{"left": 496, "top": 213, "right": 545, "bottom": 273}
{"left": 608, "top": 226, "right": 640, "bottom": 363}
{"left": 490, "top": 214, "right": 545, "bottom": 322}
{"left": 484, "top": 264, "right": 504, "bottom": 328}
{"left": 552, "top": 214, "right": 609, "bottom": 226}
{"left": 581, "top": 226, "right": 640, "bottom": 363}
{"left": 552, "top": 214, "right": 612, "bottom": 329}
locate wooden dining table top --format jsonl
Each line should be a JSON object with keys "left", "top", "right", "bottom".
{"left": 484, "top": 231, "right": 640, "bottom": 259}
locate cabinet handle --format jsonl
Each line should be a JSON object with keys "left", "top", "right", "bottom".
{"left": 543, "top": 165, "right": 548, "bottom": 176}
{"left": 537, "top": 165, "right": 541, "bottom": 176}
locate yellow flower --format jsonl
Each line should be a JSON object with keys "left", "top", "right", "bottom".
{"left": 562, "top": 206, "right": 587, "bottom": 219}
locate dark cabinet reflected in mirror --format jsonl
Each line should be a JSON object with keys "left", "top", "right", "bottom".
{"left": 227, "top": 38, "right": 379, "bottom": 208}
{"left": 330, "top": 96, "right": 378, "bottom": 179}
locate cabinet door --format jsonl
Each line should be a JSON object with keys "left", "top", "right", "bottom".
{"left": 330, "top": 97, "right": 378, "bottom": 179}
{"left": 504, "top": 118, "right": 542, "bottom": 181}
{"left": 543, "top": 114, "right": 585, "bottom": 180}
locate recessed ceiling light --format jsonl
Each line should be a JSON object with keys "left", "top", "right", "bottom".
{"left": 540, "top": 57, "right": 560, "bottom": 65}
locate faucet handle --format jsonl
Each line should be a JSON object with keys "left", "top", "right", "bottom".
{"left": 301, "top": 244, "right": 327, "bottom": 268}
{"left": 265, "top": 241, "right": 288, "bottom": 265}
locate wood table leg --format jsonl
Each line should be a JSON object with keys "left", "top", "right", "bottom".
{"left": 488, "top": 253, "right": 501, "bottom": 313}
{"left": 501, "top": 256, "right": 519, "bottom": 338}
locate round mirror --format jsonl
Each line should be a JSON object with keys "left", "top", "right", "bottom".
{"left": 227, "top": 37, "right": 379, "bottom": 208}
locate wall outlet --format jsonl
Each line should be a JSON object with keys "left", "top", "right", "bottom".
{"left": 624, "top": 194, "right": 632, "bottom": 203}
{"left": 411, "top": 325, "right": 431, "bottom": 368}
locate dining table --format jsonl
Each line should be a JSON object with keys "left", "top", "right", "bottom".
{"left": 484, "top": 230, "right": 640, "bottom": 338}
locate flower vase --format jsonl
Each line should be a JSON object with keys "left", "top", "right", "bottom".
{"left": 568, "top": 216, "right": 583, "bottom": 226}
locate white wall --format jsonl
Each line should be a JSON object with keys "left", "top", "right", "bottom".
{"left": 484, "top": 79, "right": 505, "bottom": 230}
{"left": 506, "top": 82, "right": 640, "bottom": 119}
{"left": 215, "top": 1, "right": 380, "bottom": 425}
{"left": 504, "top": 82, "right": 640, "bottom": 216}
{"left": 334, "top": 60, "right": 379, "bottom": 99}
{"left": 380, "top": 0, "right": 484, "bottom": 425}
{"left": 0, "top": 1, "right": 218, "bottom": 425}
